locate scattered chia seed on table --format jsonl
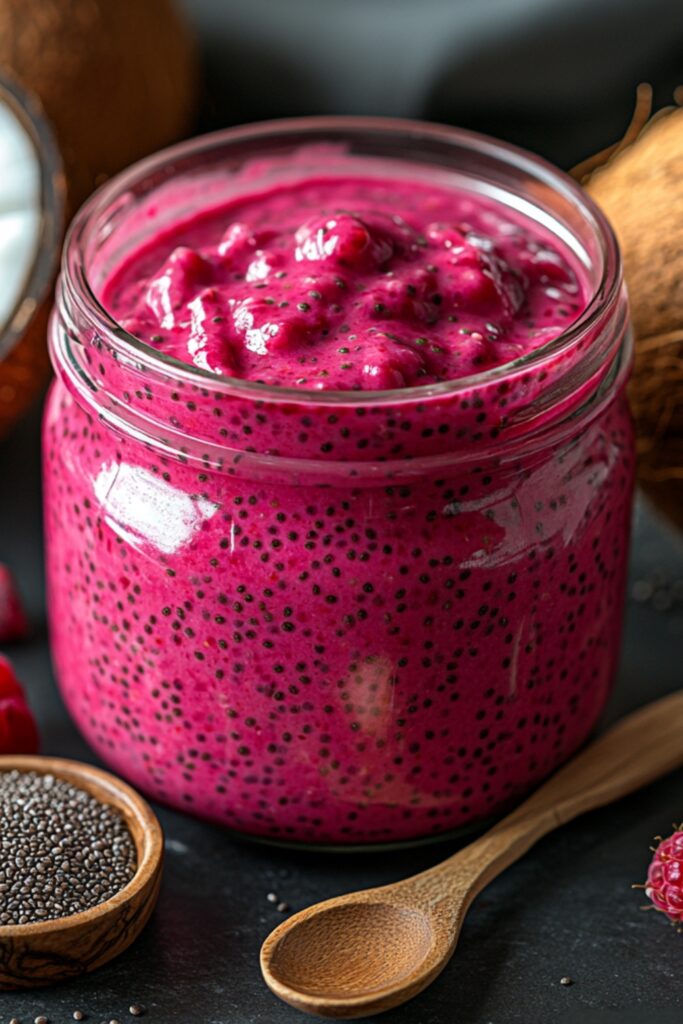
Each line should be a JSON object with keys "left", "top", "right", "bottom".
{"left": 0, "top": 770, "right": 137, "bottom": 926}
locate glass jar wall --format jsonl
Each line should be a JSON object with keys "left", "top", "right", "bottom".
{"left": 44, "top": 119, "right": 634, "bottom": 846}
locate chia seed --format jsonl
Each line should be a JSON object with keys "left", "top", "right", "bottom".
{"left": 631, "top": 569, "right": 683, "bottom": 612}
{"left": 0, "top": 770, "right": 137, "bottom": 926}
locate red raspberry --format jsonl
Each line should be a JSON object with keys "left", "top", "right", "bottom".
{"left": 0, "top": 655, "right": 39, "bottom": 753}
{"left": 0, "top": 564, "right": 28, "bottom": 643}
{"left": 644, "top": 828, "right": 683, "bottom": 923}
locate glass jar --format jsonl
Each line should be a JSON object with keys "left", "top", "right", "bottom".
{"left": 44, "top": 118, "right": 634, "bottom": 847}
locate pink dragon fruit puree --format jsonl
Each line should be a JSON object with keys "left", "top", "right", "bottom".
{"left": 43, "top": 120, "right": 634, "bottom": 844}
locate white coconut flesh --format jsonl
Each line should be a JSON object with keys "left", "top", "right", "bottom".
{"left": 0, "top": 96, "right": 41, "bottom": 332}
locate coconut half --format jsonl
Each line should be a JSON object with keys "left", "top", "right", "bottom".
{"left": 0, "top": 0, "right": 197, "bottom": 208}
{"left": 0, "top": 73, "right": 64, "bottom": 437}
{"left": 572, "top": 88, "right": 683, "bottom": 533}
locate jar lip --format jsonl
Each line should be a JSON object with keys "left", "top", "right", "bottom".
{"left": 62, "top": 114, "right": 621, "bottom": 406}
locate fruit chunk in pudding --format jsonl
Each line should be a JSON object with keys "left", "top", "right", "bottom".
{"left": 103, "top": 177, "right": 584, "bottom": 388}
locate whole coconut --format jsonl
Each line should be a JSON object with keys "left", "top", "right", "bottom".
{"left": 0, "top": 0, "right": 197, "bottom": 207}
{"left": 574, "top": 88, "right": 683, "bottom": 533}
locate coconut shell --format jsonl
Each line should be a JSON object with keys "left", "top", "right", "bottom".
{"left": 574, "top": 91, "right": 683, "bottom": 532}
{"left": 0, "top": 72, "right": 65, "bottom": 440}
{"left": 0, "top": 0, "right": 197, "bottom": 207}
{"left": 584, "top": 103, "right": 683, "bottom": 341}
{"left": 0, "top": 299, "right": 52, "bottom": 439}
{"left": 629, "top": 329, "right": 683, "bottom": 530}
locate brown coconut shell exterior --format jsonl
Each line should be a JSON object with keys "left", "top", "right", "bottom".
{"left": 577, "top": 98, "right": 683, "bottom": 532}
{"left": 629, "top": 329, "right": 683, "bottom": 530}
{"left": 0, "top": 0, "right": 198, "bottom": 207}
{"left": 0, "top": 300, "right": 52, "bottom": 440}
{"left": 585, "top": 104, "right": 683, "bottom": 340}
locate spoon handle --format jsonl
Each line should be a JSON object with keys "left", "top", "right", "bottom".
{"left": 415, "top": 689, "right": 683, "bottom": 906}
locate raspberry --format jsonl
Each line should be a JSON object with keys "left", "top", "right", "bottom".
{"left": 0, "top": 655, "right": 39, "bottom": 754}
{"left": 0, "top": 564, "right": 28, "bottom": 643}
{"left": 644, "top": 828, "right": 683, "bottom": 923}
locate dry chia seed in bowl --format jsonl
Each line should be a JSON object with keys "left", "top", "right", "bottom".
{"left": 0, "top": 769, "right": 138, "bottom": 926}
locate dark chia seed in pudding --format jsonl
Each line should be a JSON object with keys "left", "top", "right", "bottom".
{"left": 0, "top": 771, "right": 137, "bottom": 925}
{"left": 43, "top": 124, "right": 635, "bottom": 845}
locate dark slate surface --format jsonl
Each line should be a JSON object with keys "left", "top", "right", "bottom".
{"left": 1, "top": 403, "right": 682, "bottom": 1024}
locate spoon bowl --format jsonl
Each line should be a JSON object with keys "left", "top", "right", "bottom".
{"left": 263, "top": 896, "right": 437, "bottom": 1014}
{"left": 262, "top": 689, "right": 683, "bottom": 1018}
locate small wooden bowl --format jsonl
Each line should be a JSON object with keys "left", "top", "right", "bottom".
{"left": 0, "top": 755, "right": 164, "bottom": 989}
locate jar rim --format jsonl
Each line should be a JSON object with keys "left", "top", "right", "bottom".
{"left": 61, "top": 114, "right": 622, "bottom": 407}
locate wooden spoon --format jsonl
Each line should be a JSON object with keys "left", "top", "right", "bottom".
{"left": 0, "top": 755, "right": 164, "bottom": 989}
{"left": 261, "top": 690, "right": 683, "bottom": 1019}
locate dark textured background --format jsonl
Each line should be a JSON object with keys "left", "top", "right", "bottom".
{"left": 2, "top": 2, "right": 683, "bottom": 1019}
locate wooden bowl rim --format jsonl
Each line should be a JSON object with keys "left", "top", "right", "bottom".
{"left": 0, "top": 754, "right": 164, "bottom": 937}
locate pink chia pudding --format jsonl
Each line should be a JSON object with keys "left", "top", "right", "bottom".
{"left": 44, "top": 120, "right": 635, "bottom": 845}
